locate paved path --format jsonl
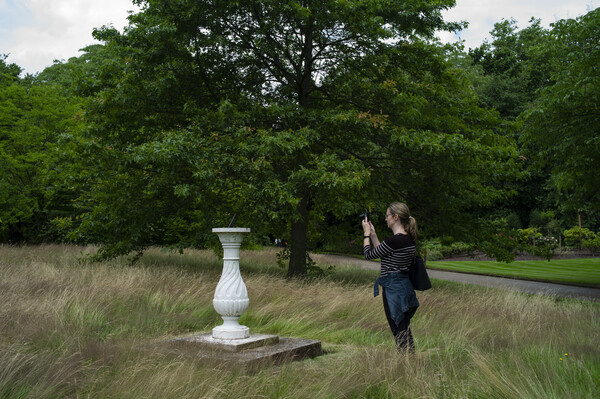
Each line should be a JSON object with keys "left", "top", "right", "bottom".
{"left": 426, "top": 269, "right": 600, "bottom": 302}
{"left": 312, "top": 254, "right": 600, "bottom": 302}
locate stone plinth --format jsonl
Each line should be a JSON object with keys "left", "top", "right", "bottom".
{"left": 167, "top": 333, "right": 323, "bottom": 373}
{"left": 173, "top": 333, "right": 280, "bottom": 352}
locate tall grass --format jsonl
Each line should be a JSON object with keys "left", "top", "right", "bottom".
{"left": 1, "top": 244, "right": 598, "bottom": 398}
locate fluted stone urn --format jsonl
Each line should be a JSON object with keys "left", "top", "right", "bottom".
{"left": 211, "top": 227, "right": 251, "bottom": 339}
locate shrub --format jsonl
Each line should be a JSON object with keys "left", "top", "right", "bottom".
{"left": 516, "top": 228, "right": 542, "bottom": 246}
{"left": 530, "top": 236, "right": 559, "bottom": 261}
{"left": 420, "top": 239, "right": 443, "bottom": 261}
{"left": 420, "top": 240, "right": 478, "bottom": 260}
{"left": 583, "top": 236, "right": 600, "bottom": 254}
{"left": 480, "top": 231, "right": 522, "bottom": 263}
{"left": 442, "top": 241, "right": 477, "bottom": 257}
{"left": 563, "top": 227, "right": 596, "bottom": 248}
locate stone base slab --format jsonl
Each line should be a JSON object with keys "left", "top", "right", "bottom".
{"left": 172, "top": 333, "right": 279, "bottom": 352}
{"left": 166, "top": 333, "right": 322, "bottom": 372}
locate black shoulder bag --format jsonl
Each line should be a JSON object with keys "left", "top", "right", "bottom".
{"left": 409, "top": 254, "right": 432, "bottom": 291}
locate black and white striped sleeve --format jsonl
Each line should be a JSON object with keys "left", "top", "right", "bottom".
{"left": 364, "top": 241, "right": 394, "bottom": 260}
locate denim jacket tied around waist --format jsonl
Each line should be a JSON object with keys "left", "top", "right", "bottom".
{"left": 374, "top": 271, "right": 420, "bottom": 326}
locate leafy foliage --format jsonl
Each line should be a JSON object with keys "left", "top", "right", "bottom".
{"left": 529, "top": 236, "right": 559, "bottom": 261}
{"left": 468, "top": 9, "right": 600, "bottom": 235}
{"left": 10, "top": 3, "right": 599, "bottom": 268}
{"left": 469, "top": 18, "right": 557, "bottom": 120}
{"left": 563, "top": 227, "right": 596, "bottom": 248}
{"left": 521, "top": 9, "right": 600, "bottom": 213}
{"left": 0, "top": 56, "right": 82, "bottom": 242}
{"left": 583, "top": 235, "right": 600, "bottom": 254}
{"left": 63, "top": 0, "right": 521, "bottom": 273}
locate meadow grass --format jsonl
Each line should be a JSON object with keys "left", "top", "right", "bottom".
{"left": 428, "top": 258, "right": 600, "bottom": 286}
{"left": 0, "top": 244, "right": 598, "bottom": 398}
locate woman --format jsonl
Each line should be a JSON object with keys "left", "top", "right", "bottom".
{"left": 362, "top": 202, "right": 419, "bottom": 352}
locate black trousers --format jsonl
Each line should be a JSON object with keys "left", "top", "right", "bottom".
{"left": 382, "top": 289, "right": 415, "bottom": 352}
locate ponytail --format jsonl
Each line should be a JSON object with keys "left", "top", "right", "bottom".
{"left": 406, "top": 216, "right": 418, "bottom": 241}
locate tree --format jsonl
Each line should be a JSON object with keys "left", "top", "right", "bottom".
{"left": 37, "top": 44, "right": 119, "bottom": 98}
{"left": 469, "top": 18, "right": 556, "bottom": 120}
{"left": 467, "top": 17, "right": 585, "bottom": 230}
{"left": 521, "top": 8, "right": 600, "bottom": 214}
{"left": 71, "top": 0, "right": 521, "bottom": 275}
{"left": 0, "top": 56, "right": 81, "bottom": 242}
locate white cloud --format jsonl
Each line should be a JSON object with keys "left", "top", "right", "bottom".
{"left": 1, "top": 0, "right": 597, "bottom": 75}
{"left": 439, "top": 0, "right": 597, "bottom": 50}
{"left": 1, "top": 0, "right": 139, "bottom": 75}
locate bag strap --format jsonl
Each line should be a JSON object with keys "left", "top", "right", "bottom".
{"left": 412, "top": 248, "right": 427, "bottom": 265}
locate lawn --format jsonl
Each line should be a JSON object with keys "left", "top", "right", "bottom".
{"left": 1, "top": 244, "right": 598, "bottom": 398}
{"left": 322, "top": 251, "right": 600, "bottom": 286}
{"left": 428, "top": 258, "right": 600, "bottom": 286}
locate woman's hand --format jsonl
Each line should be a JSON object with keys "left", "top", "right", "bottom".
{"left": 368, "top": 221, "right": 376, "bottom": 236}
{"left": 361, "top": 218, "right": 371, "bottom": 236}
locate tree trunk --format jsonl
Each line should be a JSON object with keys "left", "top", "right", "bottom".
{"left": 298, "top": 15, "right": 314, "bottom": 107}
{"left": 287, "top": 15, "right": 315, "bottom": 278}
{"left": 288, "top": 193, "right": 309, "bottom": 277}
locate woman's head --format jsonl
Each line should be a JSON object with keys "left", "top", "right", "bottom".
{"left": 388, "top": 202, "right": 418, "bottom": 240}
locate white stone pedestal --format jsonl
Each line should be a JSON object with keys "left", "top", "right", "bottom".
{"left": 165, "top": 226, "right": 322, "bottom": 371}
{"left": 212, "top": 227, "right": 251, "bottom": 339}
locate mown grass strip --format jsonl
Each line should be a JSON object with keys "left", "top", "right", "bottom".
{"left": 428, "top": 258, "right": 600, "bottom": 286}
{"left": 318, "top": 250, "right": 600, "bottom": 286}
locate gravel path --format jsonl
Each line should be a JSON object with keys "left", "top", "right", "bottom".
{"left": 312, "top": 253, "right": 600, "bottom": 302}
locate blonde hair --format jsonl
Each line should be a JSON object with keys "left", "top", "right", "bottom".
{"left": 389, "top": 202, "right": 418, "bottom": 241}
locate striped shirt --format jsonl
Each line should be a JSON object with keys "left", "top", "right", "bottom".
{"left": 364, "top": 233, "right": 415, "bottom": 276}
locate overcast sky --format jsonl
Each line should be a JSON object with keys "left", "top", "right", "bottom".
{"left": 1, "top": 0, "right": 597, "bottom": 75}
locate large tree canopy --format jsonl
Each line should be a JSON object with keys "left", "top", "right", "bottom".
{"left": 466, "top": 10, "right": 600, "bottom": 230}
{"left": 70, "top": 0, "right": 521, "bottom": 274}
{"left": 469, "top": 18, "right": 557, "bottom": 120}
{"left": 521, "top": 8, "right": 600, "bottom": 214}
{"left": 466, "top": 18, "right": 560, "bottom": 228}
{"left": 0, "top": 56, "right": 81, "bottom": 242}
